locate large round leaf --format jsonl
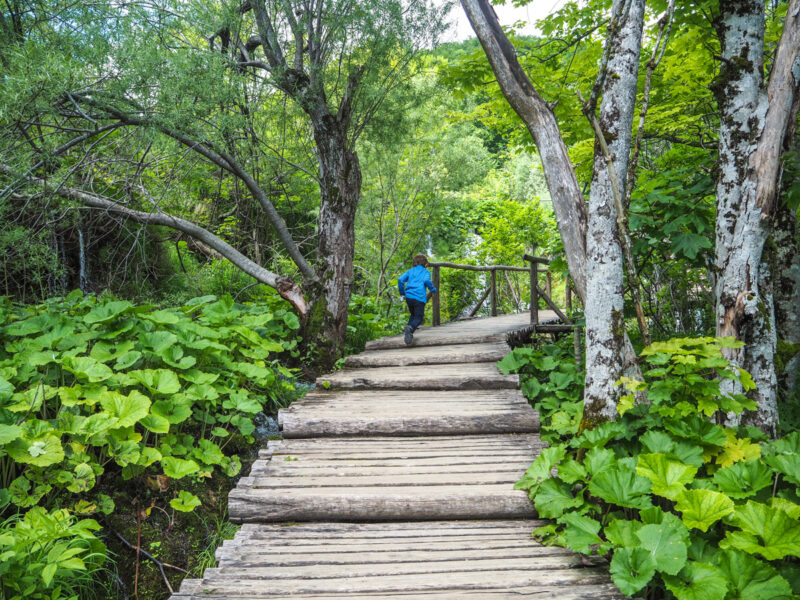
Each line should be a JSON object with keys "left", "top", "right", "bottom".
{"left": 7, "top": 433, "right": 64, "bottom": 466}
{"left": 128, "top": 369, "right": 181, "bottom": 394}
{"left": 161, "top": 456, "right": 200, "bottom": 479}
{"left": 610, "top": 547, "right": 656, "bottom": 595}
{"left": 636, "top": 453, "right": 697, "bottom": 501}
{"left": 100, "top": 390, "right": 151, "bottom": 428}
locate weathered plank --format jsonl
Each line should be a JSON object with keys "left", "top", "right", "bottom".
{"left": 279, "top": 389, "right": 538, "bottom": 437}
{"left": 345, "top": 342, "right": 510, "bottom": 368}
{"left": 365, "top": 311, "right": 556, "bottom": 350}
{"left": 316, "top": 362, "right": 519, "bottom": 390}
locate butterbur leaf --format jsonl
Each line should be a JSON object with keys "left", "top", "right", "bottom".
{"left": 151, "top": 399, "right": 192, "bottom": 424}
{"left": 142, "top": 309, "right": 180, "bottom": 325}
{"left": 497, "top": 350, "right": 527, "bottom": 374}
{"left": 588, "top": 463, "right": 652, "bottom": 509}
{"left": 140, "top": 413, "right": 170, "bottom": 434}
{"left": 722, "top": 500, "right": 800, "bottom": 560}
{"left": 557, "top": 458, "right": 587, "bottom": 484}
{"left": 663, "top": 561, "right": 727, "bottom": 600}
{"left": 718, "top": 549, "right": 794, "bottom": 600}
{"left": 763, "top": 454, "right": 800, "bottom": 486}
{"left": 100, "top": 390, "right": 151, "bottom": 428}
{"left": 128, "top": 369, "right": 181, "bottom": 395}
{"left": 676, "top": 489, "right": 735, "bottom": 532}
{"left": 83, "top": 300, "right": 133, "bottom": 324}
{"left": 770, "top": 498, "right": 800, "bottom": 520}
{"left": 713, "top": 460, "right": 773, "bottom": 498}
{"left": 533, "top": 478, "right": 583, "bottom": 519}
{"left": 161, "top": 457, "right": 200, "bottom": 479}
{"left": 169, "top": 490, "right": 201, "bottom": 512}
{"left": 584, "top": 447, "right": 615, "bottom": 475}
{"left": 666, "top": 416, "right": 727, "bottom": 447}
{"left": 717, "top": 432, "right": 761, "bottom": 467}
{"left": 515, "top": 446, "right": 565, "bottom": 489}
{"left": 0, "top": 424, "right": 23, "bottom": 444}
{"left": 7, "top": 433, "right": 64, "bottom": 466}
{"left": 636, "top": 453, "right": 697, "bottom": 500}
{"left": 636, "top": 513, "right": 690, "bottom": 575}
{"left": 572, "top": 421, "right": 627, "bottom": 449}
{"left": 62, "top": 357, "right": 114, "bottom": 383}
{"left": 558, "top": 513, "right": 603, "bottom": 554}
{"left": 605, "top": 519, "right": 642, "bottom": 547}
{"left": 641, "top": 430, "right": 675, "bottom": 454}
{"left": 610, "top": 547, "right": 656, "bottom": 595}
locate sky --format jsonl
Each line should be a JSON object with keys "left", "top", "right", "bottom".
{"left": 442, "top": 0, "right": 570, "bottom": 42}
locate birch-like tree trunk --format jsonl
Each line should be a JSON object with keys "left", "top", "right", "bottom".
{"left": 583, "top": 0, "right": 645, "bottom": 423}
{"left": 713, "top": 0, "right": 800, "bottom": 435}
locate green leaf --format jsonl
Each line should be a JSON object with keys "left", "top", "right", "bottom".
{"left": 142, "top": 309, "right": 180, "bottom": 325}
{"left": 584, "top": 447, "right": 615, "bottom": 475}
{"left": 0, "top": 424, "right": 23, "bottom": 444}
{"left": 62, "top": 357, "right": 114, "bottom": 383}
{"left": 140, "top": 413, "right": 170, "bottom": 433}
{"left": 676, "top": 489, "right": 735, "bottom": 532}
{"left": 100, "top": 390, "right": 151, "bottom": 428}
{"left": 721, "top": 500, "right": 800, "bottom": 560}
{"left": 610, "top": 547, "right": 656, "bottom": 595}
{"left": 556, "top": 458, "right": 587, "bottom": 484}
{"left": 718, "top": 550, "right": 794, "bottom": 600}
{"left": 84, "top": 301, "right": 133, "bottom": 324}
{"left": 114, "top": 351, "right": 142, "bottom": 370}
{"left": 588, "top": 463, "right": 652, "bottom": 509}
{"left": 605, "top": 519, "right": 642, "bottom": 547}
{"left": 712, "top": 460, "right": 773, "bottom": 499}
{"left": 7, "top": 433, "right": 64, "bottom": 467}
{"left": 636, "top": 513, "right": 690, "bottom": 575}
{"left": 151, "top": 399, "right": 192, "bottom": 424}
{"left": 636, "top": 453, "right": 697, "bottom": 500}
{"left": 663, "top": 561, "right": 727, "bottom": 600}
{"left": 169, "top": 490, "right": 201, "bottom": 512}
{"left": 559, "top": 513, "right": 603, "bottom": 554}
{"left": 533, "top": 478, "right": 583, "bottom": 519}
{"left": 128, "top": 369, "right": 181, "bottom": 394}
{"left": 42, "top": 562, "right": 57, "bottom": 587}
{"left": 763, "top": 454, "right": 800, "bottom": 486}
{"left": 515, "top": 446, "right": 565, "bottom": 489}
{"left": 161, "top": 457, "right": 200, "bottom": 479}
{"left": 573, "top": 421, "right": 627, "bottom": 449}
{"left": 66, "top": 463, "right": 95, "bottom": 494}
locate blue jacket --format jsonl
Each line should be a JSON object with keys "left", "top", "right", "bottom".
{"left": 398, "top": 265, "right": 437, "bottom": 303}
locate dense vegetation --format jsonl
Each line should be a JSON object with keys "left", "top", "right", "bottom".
{"left": 1, "top": 0, "right": 799, "bottom": 597}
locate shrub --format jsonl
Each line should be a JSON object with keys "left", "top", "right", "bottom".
{"left": 506, "top": 337, "right": 800, "bottom": 599}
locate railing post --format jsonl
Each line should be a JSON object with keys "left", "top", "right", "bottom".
{"left": 432, "top": 265, "right": 440, "bottom": 326}
{"left": 490, "top": 269, "right": 497, "bottom": 316}
{"left": 529, "top": 261, "right": 538, "bottom": 326}
{"left": 566, "top": 274, "right": 572, "bottom": 314}
{"left": 545, "top": 271, "right": 552, "bottom": 299}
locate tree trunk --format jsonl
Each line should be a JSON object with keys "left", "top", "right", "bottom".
{"left": 583, "top": 0, "right": 645, "bottom": 424}
{"left": 304, "top": 117, "right": 362, "bottom": 371}
{"left": 712, "top": 0, "right": 800, "bottom": 435}
{"left": 773, "top": 149, "right": 800, "bottom": 403}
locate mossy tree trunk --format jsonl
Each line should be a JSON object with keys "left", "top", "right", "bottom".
{"left": 583, "top": 0, "right": 645, "bottom": 423}
{"left": 713, "top": 0, "right": 800, "bottom": 436}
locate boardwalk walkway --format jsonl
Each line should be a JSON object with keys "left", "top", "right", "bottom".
{"left": 172, "top": 312, "right": 623, "bottom": 599}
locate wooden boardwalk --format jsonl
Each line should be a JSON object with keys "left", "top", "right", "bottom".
{"left": 172, "top": 312, "right": 623, "bottom": 599}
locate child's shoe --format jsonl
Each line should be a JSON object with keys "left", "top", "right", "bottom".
{"left": 404, "top": 326, "right": 413, "bottom": 346}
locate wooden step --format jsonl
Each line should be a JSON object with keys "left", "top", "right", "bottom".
{"left": 228, "top": 435, "right": 542, "bottom": 523}
{"left": 169, "top": 521, "right": 623, "bottom": 599}
{"left": 365, "top": 312, "right": 553, "bottom": 350}
{"left": 316, "top": 362, "right": 518, "bottom": 391}
{"left": 345, "top": 342, "right": 510, "bottom": 368}
{"left": 279, "top": 389, "right": 538, "bottom": 437}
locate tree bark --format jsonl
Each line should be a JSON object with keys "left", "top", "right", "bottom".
{"left": 582, "top": 0, "right": 645, "bottom": 424}
{"left": 461, "top": 0, "right": 644, "bottom": 421}
{"left": 713, "top": 0, "right": 800, "bottom": 435}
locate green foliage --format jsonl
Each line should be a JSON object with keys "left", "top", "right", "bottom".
{"left": 511, "top": 337, "right": 800, "bottom": 599}
{"left": 0, "top": 291, "right": 301, "bottom": 595}
{"left": 0, "top": 507, "right": 106, "bottom": 600}
{"left": 498, "top": 340, "right": 583, "bottom": 443}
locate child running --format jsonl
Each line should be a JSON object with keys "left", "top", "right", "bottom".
{"left": 397, "top": 253, "right": 437, "bottom": 346}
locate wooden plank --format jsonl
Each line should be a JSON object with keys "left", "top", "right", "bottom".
{"left": 228, "top": 485, "right": 535, "bottom": 522}
{"left": 364, "top": 312, "right": 556, "bottom": 350}
{"left": 344, "top": 342, "right": 509, "bottom": 368}
{"left": 316, "top": 362, "right": 519, "bottom": 391}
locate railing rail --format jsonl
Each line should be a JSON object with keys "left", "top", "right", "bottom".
{"left": 427, "top": 255, "right": 573, "bottom": 332}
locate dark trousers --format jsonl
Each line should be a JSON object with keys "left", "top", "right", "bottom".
{"left": 405, "top": 298, "right": 426, "bottom": 332}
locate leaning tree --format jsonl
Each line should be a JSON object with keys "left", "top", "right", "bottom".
{"left": 0, "top": 0, "right": 445, "bottom": 368}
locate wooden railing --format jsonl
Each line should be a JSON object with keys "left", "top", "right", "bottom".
{"left": 427, "top": 255, "right": 573, "bottom": 332}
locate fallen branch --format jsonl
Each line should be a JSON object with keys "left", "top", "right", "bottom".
{"left": 112, "top": 529, "right": 189, "bottom": 596}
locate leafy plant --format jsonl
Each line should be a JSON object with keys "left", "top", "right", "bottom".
{"left": 0, "top": 507, "right": 106, "bottom": 600}
{"left": 513, "top": 337, "right": 800, "bottom": 599}
{"left": 0, "top": 292, "right": 299, "bottom": 510}
{"left": 498, "top": 340, "right": 583, "bottom": 443}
